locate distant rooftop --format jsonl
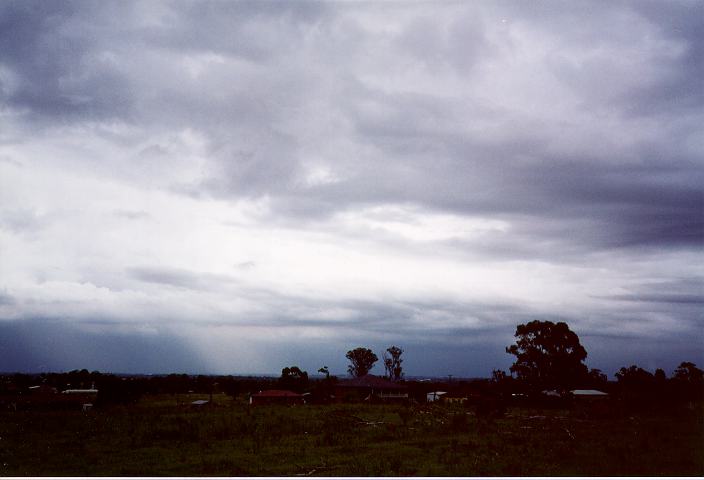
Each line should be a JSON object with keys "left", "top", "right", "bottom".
{"left": 571, "top": 389, "right": 608, "bottom": 396}
{"left": 251, "top": 390, "right": 303, "bottom": 397}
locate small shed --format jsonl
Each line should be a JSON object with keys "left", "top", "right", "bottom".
{"left": 250, "top": 390, "right": 305, "bottom": 406}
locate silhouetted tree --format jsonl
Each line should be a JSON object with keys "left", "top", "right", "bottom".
{"left": 196, "top": 375, "right": 214, "bottom": 394}
{"left": 220, "top": 376, "right": 240, "bottom": 398}
{"left": 672, "top": 362, "right": 704, "bottom": 403}
{"left": 614, "top": 365, "right": 660, "bottom": 411}
{"left": 491, "top": 369, "right": 516, "bottom": 396}
{"left": 506, "top": 320, "right": 588, "bottom": 391}
{"left": 95, "top": 375, "right": 142, "bottom": 406}
{"left": 615, "top": 365, "right": 654, "bottom": 389}
{"left": 586, "top": 368, "right": 608, "bottom": 390}
{"left": 673, "top": 362, "right": 703, "bottom": 383}
{"left": 492, "top": 369, "right": 508, "bottom": 383}
{"left": 346, "top": 347, "right": 378, "bottom": 377}
{"left": 279, "top": 366, "right": 308, "bottom": 393}
{"left": 164, "top": 373, "right": 192, "bottom": 394}
{"left": 312, "top": 366, "right": 337, "bottom": 404}
{"left": 383, "top": 345, "right": 404, "bottom": 381}
{"left": 66, "top": 369, "right": 92, "bottom": 389}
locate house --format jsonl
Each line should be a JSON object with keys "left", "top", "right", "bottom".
{"left": 62, "top": 389, "right": 99, "bottom": 395}
{"left": 333, "top": 375, "right": 408, "bottom": 403}
{"left": 570, "top": 389, "right": 610, "bottom": 416}
{"left": 28, "top": 385, "right": 58, "bottom": 395}
{"left": 426, "top": 391, "right": 447, "bottom": 402}
{"left": 571, "top": 389, "right": 608, "bottom": 398}
{"left": 61, "top": 388, "right": 98, "bottom": 406}
{"left": 249, "top": 390, "right": 305, "bottom": 406}
{"left": 570, "top": 389, "right": 609, "bottom": 405}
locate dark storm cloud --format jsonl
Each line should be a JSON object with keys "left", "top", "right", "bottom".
{"left": 487, "top": 159, "right": 703, "bottom": 252}
{"left": 260, "top": 148, "right": 702, "bottom": 259}
{"left": 340, "top": 80, "right": 703, "bottom": 251}
{"left": 600, "top": 293, "right": 704, "bottom": 306}
{"left": 0, "top": 0, "right": 328, "bottom": 126}
{"left": 224, "top": 299, "right": 537, "bottom": 371}
{"left": 623, "top": 1, "right": 704, "bottom": 114}
{"left": 581, "top": 332, "right": 704, "bottom": 377}
{"left": 2, "top": 0, "right": 699, "bottom": 256}
{"left": 595, "top": 278, "right": 704, "bottom": 306}
{"left": 498, "top": 0, "right": 704, "bottom": 110}
{"left": 0, "top": 319, "right": 208, "bottom": 374}
{"left": 0, "top": 2, "right": 133, "bottom": 122}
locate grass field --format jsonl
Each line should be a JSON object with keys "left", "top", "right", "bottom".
{"left": 1, "top": 394, "right": 702, "bottom": 476}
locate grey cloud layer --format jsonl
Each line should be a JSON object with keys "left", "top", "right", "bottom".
{"left": 6, "top": 0, "right": 699, "bottom": 253}
{"left": 0, "top": 2, "right": 704, "bottom": 246}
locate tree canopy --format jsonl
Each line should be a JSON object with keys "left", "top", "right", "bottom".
{"left": 278, "top": 366, "right": 308, "bottom": 393}
{"left": 346, "top": 347, "right": 378, "bottom": 377}
{"left": 673, "top": 361, "right": 703, "bottom": 383}
{"left": 672, "top": 362, "right": 704, "bottom": 402}
{"left": 615, "top": 365, "right": 654, "bottom": 387}
{"left": 506, "top": 320, "right": 588, "bottom": 391}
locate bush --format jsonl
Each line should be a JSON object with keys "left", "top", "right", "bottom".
{"left": 449, "top": 412, "right": 469, "bottom": 432}
{"left": 476, "top": 396, "right": 506, "bottom": 419}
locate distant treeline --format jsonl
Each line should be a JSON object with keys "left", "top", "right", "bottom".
{"left": 0, "top": 370, "right": 271, "bottom": 405}
{"left": 0, "top": 369, "right": 459, "bottom": 403}
{"left": 1, "top": 361, "right": 702, "bottom": 413}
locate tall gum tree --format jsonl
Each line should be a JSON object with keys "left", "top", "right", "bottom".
{"left": 346, "top": 347, "right": 378, "bottom": 377}
{"left": 506, "top": 320, "right": 588, "bottom": 392}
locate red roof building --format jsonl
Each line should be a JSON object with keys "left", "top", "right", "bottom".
{"left": 249, "top": 389, "right": 305, "bottom": 406}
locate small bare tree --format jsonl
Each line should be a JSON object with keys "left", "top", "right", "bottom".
{"left": 383, "top": 346, "right": 404, "bottom": 381}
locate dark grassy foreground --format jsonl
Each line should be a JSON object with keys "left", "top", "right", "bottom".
{"left": 1, "top": 394, "right": 702, "bottom": 476}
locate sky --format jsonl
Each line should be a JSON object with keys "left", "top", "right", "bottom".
{"left": 0, "top": 0, "right": 702, "bottom": 378}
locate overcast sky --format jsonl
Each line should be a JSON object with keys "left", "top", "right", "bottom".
{"left": 1, "top": 0, "right": 702, "bottom": 377}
